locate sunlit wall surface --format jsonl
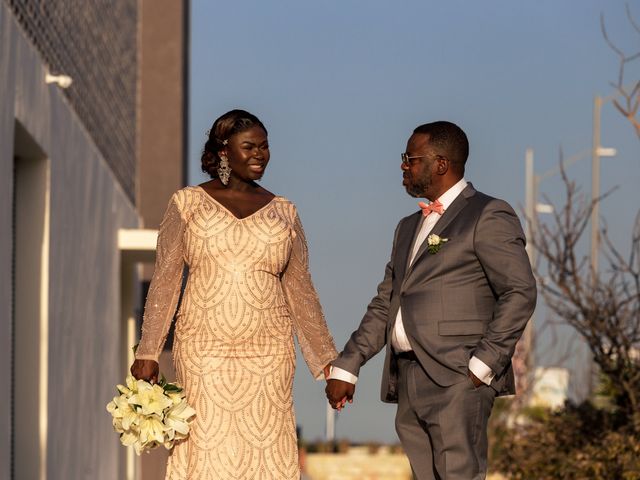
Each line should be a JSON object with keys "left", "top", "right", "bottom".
{"left": 4, "top": 0, "right": 138, "bottom": 201}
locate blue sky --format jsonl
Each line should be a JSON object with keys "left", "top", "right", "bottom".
{"left": 188, "top": 1, "right": 640, "bottom": 443}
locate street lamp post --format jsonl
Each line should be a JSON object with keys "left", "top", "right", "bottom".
{"left": 591, "top": 96, "right": 602, "bottom": 279}
{"left": 525, "top": 148, "right": 537, "bottom": 264}
{"left": 520, "top": 148, "right": 554, "bottom": 403}
{"left": 590, "top": 94, "right": 619, "bottom": 280}
{"left": 587, "top": 93, "right": 619, "bottom": 395}
{"left": 520, "top": 148, "right": 537, "bottom": 405}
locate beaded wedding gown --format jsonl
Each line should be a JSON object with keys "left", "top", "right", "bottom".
{"left": 135, "top": 186, "right": 337, "bottom": 479}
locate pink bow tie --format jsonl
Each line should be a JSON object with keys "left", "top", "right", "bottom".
{"left": 418, "top": 200, "right": 444, "bottom": 217}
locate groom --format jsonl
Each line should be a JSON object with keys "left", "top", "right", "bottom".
{"left": 326, "top": 121, "right": 536, "bottom": 479}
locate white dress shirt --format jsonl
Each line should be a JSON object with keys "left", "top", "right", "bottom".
{"left": 330, "top": 178, "right": 495, "bottom": 386}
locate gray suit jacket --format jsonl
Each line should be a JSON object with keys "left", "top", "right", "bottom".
{"left": 333, "top": 184, "right": 537, "bottom": 402}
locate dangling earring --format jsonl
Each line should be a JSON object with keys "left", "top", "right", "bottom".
{"left": 217, "top": 156, "right": 231, "bottom": 185}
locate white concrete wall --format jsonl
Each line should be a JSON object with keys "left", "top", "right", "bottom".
{"left": 0, "top": 3, "right": 140, "bottom": 479}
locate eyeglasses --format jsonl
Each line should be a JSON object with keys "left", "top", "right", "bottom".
{"left": 401, "top": 153, "right": 445, "bottom": 166}
{"left": 401, "top": 153, "right": 427, "bottom": 165}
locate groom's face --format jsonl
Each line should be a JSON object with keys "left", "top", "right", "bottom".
{"left": 402, "top": 133, "right": 437, "bottom": 199}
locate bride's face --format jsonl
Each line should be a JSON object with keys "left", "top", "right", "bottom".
{"left": 221, "top": 126, "right": 270, "bottom": 182}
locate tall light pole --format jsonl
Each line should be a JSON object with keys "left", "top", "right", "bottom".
{"left": 590, "top": 94, "right": 619, "bottom": 280}
{"left": 519, "top": 148, "right": 537, "bottom": 404}
{"left": 525, "top": 148, "right": 537, "bottom": 265}
{"left": 591, "top": 96, "right": 602, "bottom": 280}
{"left": 520, "top": 148, "right": 554, "bottom": 403}
{"left": 587, "top": 94, "right": 618, "bottom": 396}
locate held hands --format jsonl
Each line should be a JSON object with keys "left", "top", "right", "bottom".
{"left": 130, "top": 359, "right": 159, "bottom": 384}
{"left": 325, "top": 379, "right": 355, "bottom": 411}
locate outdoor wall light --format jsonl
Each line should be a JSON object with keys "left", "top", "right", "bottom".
{"left": 45, "top": 73, "right": 73, "bottom": 89}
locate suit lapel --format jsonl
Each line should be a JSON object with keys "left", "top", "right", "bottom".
{"left": 406, "top": 184, "right": 476, "bottom": 274}
{"left": 395, "top": 212, "right": 422, "bottom": 282}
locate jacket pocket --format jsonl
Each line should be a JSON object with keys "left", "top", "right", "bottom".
{"left": 438, "top": 320, "right": 485, "bottom": 336}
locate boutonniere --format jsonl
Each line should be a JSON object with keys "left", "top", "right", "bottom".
{"left": 427, "top": 234, "right": 449, "bottom": 254}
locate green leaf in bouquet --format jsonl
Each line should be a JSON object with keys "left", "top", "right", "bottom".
{"left": 159, "top": 373, "right": 167, "bottom": 388}
{"left": 163, "top": 383, "right": 182, "bottom": 393}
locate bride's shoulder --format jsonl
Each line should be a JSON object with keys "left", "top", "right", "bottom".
{"left": 166, "top": 185, "right": 206, "bottom": 211}
{"left": 180, "top": 185, "right": 204, "bottom": 195}
{"left": 272, "top": 195, "right": 297, "bottom": 211}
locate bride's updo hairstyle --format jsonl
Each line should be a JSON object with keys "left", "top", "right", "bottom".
{"left": 201, "top": 109, "right": 268, "bottom": 180}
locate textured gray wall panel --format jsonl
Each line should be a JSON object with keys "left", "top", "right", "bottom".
{"left": 4, "top": 0, "right": 138, "bottom": 202}
{"left": 0, "top": 4, "right": 16, "bottom": 480}
{"left": 1, "top": 3, "right": 140, "bottom": 478}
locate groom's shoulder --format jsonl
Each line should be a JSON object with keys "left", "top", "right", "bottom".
{"left": 468, "top": 189, "right": 519, "bottom": 223}
{"left": 469, "top": 189, "right": 495, "bottom": 209}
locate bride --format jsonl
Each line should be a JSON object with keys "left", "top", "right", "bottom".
{"left": 131, "top": 109, "right": 337, "bottom": 479}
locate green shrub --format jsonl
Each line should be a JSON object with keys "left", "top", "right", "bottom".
{"left": 490, "top": 402, "right": 640, "bottom": 479}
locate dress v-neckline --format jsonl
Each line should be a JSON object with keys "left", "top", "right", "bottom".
{"left": 196, "top": 185, "right": 277, "bottom": 221}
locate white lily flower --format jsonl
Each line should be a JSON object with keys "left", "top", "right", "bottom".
{"left": 116, "top": 384, "right": 131, "bottom": 395}
{"left": 167, "top": 391, "right": 185, "bottom": 406}
{"left": 121, "top": 428, "right": 139, "bottom": 447}
{"left": 106, "top": 399, "right": 117, "bottom": 414}
{"left": 125, "top": 374, "right": 139, "bottom": 393}
{"left": 112, "top": 416, "right": 124, "bottom": 433}
{"left": 165, "top": 402, "right": 196, "bottom": 436}
{"left": 108, "top": 394, "right": 140, "bottom": 431}
{"left": 132, "top": 439, "right": 145, "bottom": 456}
{"left": 138, "top": 415, "right": 166, "bottom": 445}
{"left": 129, "top": 382, "right": 173, "bottom": 417}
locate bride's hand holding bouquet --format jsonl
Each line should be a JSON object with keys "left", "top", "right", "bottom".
{"left": 106, "top": 369, "right": 196, "bottom": 455}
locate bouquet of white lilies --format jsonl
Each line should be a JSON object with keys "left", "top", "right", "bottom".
{"left": 106, "top": 374, "right": 196, "bottom": 455}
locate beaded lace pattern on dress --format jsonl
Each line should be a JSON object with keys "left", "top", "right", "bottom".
{"left": 135, "top": 186, "right": 337, "bottom": 480}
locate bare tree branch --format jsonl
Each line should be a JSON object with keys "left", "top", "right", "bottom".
{"left": 627, "top": 3, "right": 640, "bottom": 35}
{"left": 601, "top": 13, "right": 626, "bottom": 62}
{"left": 526, "top": 163, "right": 640, "bottom": 425}
{"left": 602, "top": 6, "right": 640, "bottom": 138}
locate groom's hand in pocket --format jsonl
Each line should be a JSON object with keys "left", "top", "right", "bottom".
{"left": 325, "top": 379, "right": 355, "bottom": 411}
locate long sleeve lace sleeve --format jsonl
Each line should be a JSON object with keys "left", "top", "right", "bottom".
{"left": 135, "top": 193, "right": 186, "bottom": 362}
{"left": 282, "top": 212, "right": 338, "bottom": 379}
